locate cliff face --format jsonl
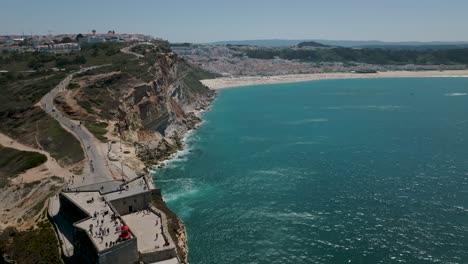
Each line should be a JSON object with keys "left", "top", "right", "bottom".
{"left": 54, "top": 44, "right": 218, "bottom": 263}
{"left": 117, "top": 51, "right": 215, "bottom": 263}
{"left": 58, "top": 44, "right": 216, "bottom": 165}
{"left": 116, "top": 52, "right": 216, "bottom": 165}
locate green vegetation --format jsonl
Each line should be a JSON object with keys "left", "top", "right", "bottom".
{"left": 67, "top": 82, "right": 79, "bottom": 90}
{"left": 114, "top": 59, "right": 155, "bottom": 82}
{"left": 60, "top": 36, "right": 74, "bottom": 43}
{"left": 232, "top": 46, "right": 468, "bottom": 65}
{"left": 75, "top": 33, "right": 84, "bottom": 41}
{"left": 0, "top": 219, "right": 63, "bottom": 264}
{"left": 170, "top": 42, "right": 192, "bottom": 48}
{"left": 0, "top": 145, "right": 47, "bottom": 187}
{"left": 54, "top": 55, "right": 86, "bottom": 67}
{"left": 0, "top": 51, "right": 79, "bottom": 71}
{"left": 43, "top": 113, "right": 84, "bottom": 164}
{"left": 130, "top": 44, "right": 151, "bottom": 55}
{"left": 297, "top": 41, "right": 330, "bottom": 48}
{"left": 0, "top": 42, "right": 133, "bottom": 72}
{"left": 177, "top": 59, "right": 220, "bottom": 93}
{"left": 85, "top": 121, "right": 109, "bottom": 142}
{"left": 79, "top": 42, "right": 132, "bottom": 65}
{"left": 0, "top": 107, "right": 84, "bottom": 166}
{"left": 0, "top": 72, "right": 66, "bottom": 112}
{"left": 78, "top": 74, "right": 124, "bottom": 119}
{"left": 78, "top": 100, "right": 95, "bottom": 114}
{"left": 0, "top": 70, "right": 84, "bottom": 165}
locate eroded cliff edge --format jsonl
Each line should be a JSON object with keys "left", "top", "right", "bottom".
{"left": 54, "top": 42, "right": 218, "bottom": 263}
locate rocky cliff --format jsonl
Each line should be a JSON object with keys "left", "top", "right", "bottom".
{"left": 117, "top": 51, "right": 216, "bottom": 165}
{"left": 54, "top": 43, "right": 218, "bottom": 263}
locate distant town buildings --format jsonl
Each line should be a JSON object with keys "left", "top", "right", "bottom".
{"left": 0, "top": 31, "right": 155, "bottom": 53}
{"left": 35, "top": 43, "right": 81, "bottom": 53}
{"left": 79, "top": 36, "right": 107, "bottom": 44}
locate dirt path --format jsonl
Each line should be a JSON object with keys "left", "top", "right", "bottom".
{"left": 40, "top": 66, "right": 117, "bottom": 185}
{"left": 120, "top": 45, "right": 145, "bottom": 59}
{"left": 120, "top": 42, "right": 155, "bottom": 59}
{"left": 0, "top": 133, "right": 65, "bottom": 230}
{"left": 0, "top": 133, "right": 70, "bottom": 183}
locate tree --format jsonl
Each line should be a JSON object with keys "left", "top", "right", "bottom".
{"left": 75, "top": 33, "right": 84, "bottom": 41}
{"left": 74, "top": 55, "right": 86, "bottom": 64}
{"left": 55, "top": 57, "right": 71, "bottom": 67}
{"left": 61, "top": 37, "right": 74, "bottom": 43}
{"left": 28, "top": 59, "right": 44, "bottom": 69}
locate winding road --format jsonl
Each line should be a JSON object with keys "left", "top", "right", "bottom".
{"left": 40, "top": 66, "right": 114, "bottom": 185}
{"left": 41, "top": 43, "right": 152, "bottom": 186}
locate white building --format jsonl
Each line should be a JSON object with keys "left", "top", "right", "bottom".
{"left": 35, "top": 43, "right": 81, "bottom": 53}
{"left": 80, "top": 37, "right": 107, "bottom": 44}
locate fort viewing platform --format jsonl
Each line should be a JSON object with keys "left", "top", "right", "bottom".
{"left": 48, "top": 175, "right": 180, "bottom": 264}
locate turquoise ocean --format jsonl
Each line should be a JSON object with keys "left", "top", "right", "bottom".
{"left": 153, "top": 78, "right": 468, "bottom": 264}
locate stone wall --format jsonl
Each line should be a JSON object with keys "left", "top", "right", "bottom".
{"left": 59, "top": 193, "right": 89, "bottom": 223}
{"left": 109, "top": 191, "right": 152, "bottom": 216}
{"left": 140, "top": 247, "right": 178, "bottom": 263}
{"left": 138, "top": 205, "right": 178, "bottom": 263}
{"left": 98, "top": 237, "right": 138, "bottom": 264}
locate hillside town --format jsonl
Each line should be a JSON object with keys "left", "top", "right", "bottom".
{"left": 0, "top": 31, "right": 155, "bottom": 53}
{"left": 172, "top": 44, "right": 466, "bottom": 77}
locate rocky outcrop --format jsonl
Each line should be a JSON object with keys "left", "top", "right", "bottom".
{"left": 59, "top": 45, "right": 217, "bottom": 262}
{"left": 115, "top": 52, "right": 216, "bottom": 166}
{"left": 152, "top": 190, "right": 189, "bottom": 263}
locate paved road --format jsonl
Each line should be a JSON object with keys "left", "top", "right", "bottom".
{"left": 120, "top": 42, "right": 156, "bottom": 59}
{"left": 120, "top": 45, "right": 144, "bottom": 59}
{"left": 40, "top": 66, "right": 114, "bottom": 184}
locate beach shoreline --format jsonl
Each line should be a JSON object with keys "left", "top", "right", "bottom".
{"left": 201, "top": 70, "right": 468, "bottom": 90}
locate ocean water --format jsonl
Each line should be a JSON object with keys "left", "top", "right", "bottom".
{"left": 153, "top": 78, "right": 468, "bottom": 264}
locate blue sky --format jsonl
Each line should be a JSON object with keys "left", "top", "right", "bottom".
{"left": 1, "top": 0, "right": 467, "bottom": 42}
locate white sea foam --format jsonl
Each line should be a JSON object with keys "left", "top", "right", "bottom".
{"left": 291, "top": 141, "right": 321, "bottom": 145}
{"left": 163, "top": 178, "right": 199, "bottom": 202}
{"left": 287, "top": 118, "right": 329, "bottom": 125}
{"left": 164, "top": 188, "right": 199, "bottom": 203}
{"left": 260, "top": 210, "right": 320, "bottom": 221}
{"left": 453, "top": 206, "right": 468, "bottom": 212}
{"left": 253, "top": 169, "right": 286, "bottom": 176}
{"left": 241, "top": 136, "right": 268, "bottom": 142}
{"left": 445, "top": 92, "right": 467, "bottom": 96}
{"left": 323, "top": 105, "right": 403, "bottom": 111}
{"left": 159, "top": 120, "right": 202, "bottom": 168}
{"left": 325, "top": 92, "right": 353, "bottom": 96}
{"left": 161, "top": 146, "right": 191, "bottom": 168}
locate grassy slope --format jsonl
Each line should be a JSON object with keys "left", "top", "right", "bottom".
{"left": 84, "top": 121, "right": 109, "bottom": 142}
{"left": 236, "top": 46, "right": 468, "bottom": 65}
{"left": 0, "top": 106, "right": 84, "bottom": 166}
{"left": 0, "top": 145, "right": 47, "bottom": 187}
{"left": 0, "top": 43, "right": 137, "bottom": 264}
{"left": 0, "top": 72, "right": 66, "bottom": 112}
{"left": 0, "top": 42, "right": 133, "bottom": 72}
{"left": 0, "top": 43, "right": 134, "bottom": 165}
{"left": 0, "top": 70, "right": 84, "bottom": 165}
{"left": 177, "top": 59, "right": 220, "bottom": 94}
{"left": 0, "top": 218, "right": 62, "bottom": 264}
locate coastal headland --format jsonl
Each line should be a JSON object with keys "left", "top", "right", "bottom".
{"left": 0, "top": 36, "right": 216, "bottom": 264}
{"left": 201, "top": 70, "right": 468, "bottom": 90}
{"left": 2, "top": 31, "right": 468, "bottom": 264}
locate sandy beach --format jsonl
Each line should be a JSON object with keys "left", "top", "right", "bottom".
{"left": 201, "top": 70, "right": 468, "bottom": 90}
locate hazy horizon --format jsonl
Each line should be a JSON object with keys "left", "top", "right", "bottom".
{"left": 2, "top": 0, "right": 468, "bottom": 43}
